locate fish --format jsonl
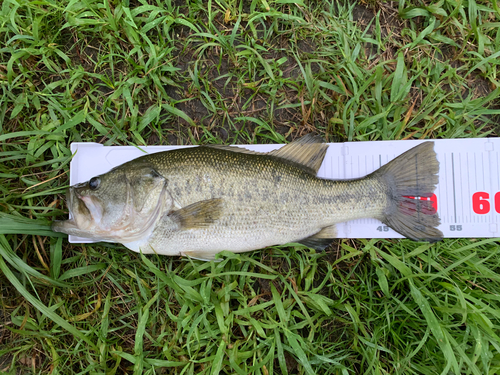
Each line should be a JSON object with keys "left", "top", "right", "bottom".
{"left": 52, "top": 135, "right": 443, "bottom": 260}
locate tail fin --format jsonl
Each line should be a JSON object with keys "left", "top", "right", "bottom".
{"left": 374, "top": 142, "right": 443, "bottom": 242}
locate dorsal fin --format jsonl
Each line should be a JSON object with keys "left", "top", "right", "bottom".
{"left": 205, "top": 134, "right": 329, "bottom": 175}
{"left": 204, "top": 144, "right": 266, "bottom": 156}
{"left": 268, "top": 134, "right": 328, "bottom": 175}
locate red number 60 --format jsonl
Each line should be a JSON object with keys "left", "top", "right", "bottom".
{"left": 472, "top": 192, "right": 490, "bottom": 214}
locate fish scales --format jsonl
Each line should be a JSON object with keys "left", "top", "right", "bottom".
{"left": 141, "top": 147, "right": 388, "bottom": 256}
{"left": 52, "top": 135, "right": 443, "bottom": 260}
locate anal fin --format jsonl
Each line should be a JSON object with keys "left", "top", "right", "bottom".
{"left": 297, "top": 225, "right": 337, "bottom": 251}
{"left": 182, "top": 250, "right": 218, "bottom": 261}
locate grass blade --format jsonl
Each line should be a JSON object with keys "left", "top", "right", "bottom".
{"left": 0, "top": 254, "right": 97, "bottom": 350}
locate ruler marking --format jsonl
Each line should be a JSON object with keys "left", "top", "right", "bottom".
{"left": 465, "top": 153, "right": 468, "bottom": 224}
{"left": 340, "top": 153, "right": 343, "bottom": 179}
{"left": 481, "top": 152, "right": 489, "bottom": 194}
{"left": 485, "top": 152, "right": 490, "bottom": 224}
{"left": 482, "top": 152, "right": 485, "bottom": 190}
{"left": 444, "top": 155, "right": 449, "bottom": 222}
{"left": 487, "top": 151, "right": 493, "bottom": 225}
{"left": 452, "top": 153, "right": 457, "bottom": 223}
{"left": 450, "top": 157, "right": 452, "bottom": 223}
{"left": 474, "top": 152, "right": 480, "bottom": 224}
{"left": 474, "top": 152, "right": 478, "bottom": 192}
{"left": 483, "top": 152, "right": 486, "bottom": 224}
{"left": 458, "top": 153, "right": 465, "bottom": 222}
{"left": 438, "top": 168, "right": 443, "bottom": 221}
{"left": 455, "top": 154, "right": 462, "bottom": 223}
{"left": 342, "top": 147, "right": 345, "bottom": 179}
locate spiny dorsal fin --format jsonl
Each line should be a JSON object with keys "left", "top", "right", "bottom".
{"left": 204, "top": 144, "right": 266, "bottom": 155}
{"left": 206, "top": 134, "right": 329, "bottom": 176}
{"left": 268, "top": 134, "right": 328, "bottom": 175}
{"left": 169, "top": 198, "right": 223, "bottom": 229}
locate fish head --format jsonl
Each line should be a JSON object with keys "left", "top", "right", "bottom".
{"left": 52, "top": 163, "right": 168, "bottom": 242}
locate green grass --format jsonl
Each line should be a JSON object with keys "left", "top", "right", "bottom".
{"left": 1, "top": 0, "right": 500, "bottom": 373}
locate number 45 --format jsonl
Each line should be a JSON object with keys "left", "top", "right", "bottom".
{"left": 376, "top": 226, "right": 389, "bottom": 232}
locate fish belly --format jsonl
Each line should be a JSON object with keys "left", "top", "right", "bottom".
{"left": 136, "top": 203, "right": 319, "bottom": 256}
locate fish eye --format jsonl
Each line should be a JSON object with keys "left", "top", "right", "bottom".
{"left": 89, "top": 177, "right": 100, "bottom": 190}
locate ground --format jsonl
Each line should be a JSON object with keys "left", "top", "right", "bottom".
{"left": 0, "top": 0, "right": 500, "bottom": 374}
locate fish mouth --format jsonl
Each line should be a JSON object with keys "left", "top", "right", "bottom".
{"left": 51, "top": 187, "right": 97, "bottom": 238}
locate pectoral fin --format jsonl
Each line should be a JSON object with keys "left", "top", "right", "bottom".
{"left": 297, "top": 225, "right": 337, "bottom": 250}
{"left": 169, "top": 198, "right": 223, "bottom": 229}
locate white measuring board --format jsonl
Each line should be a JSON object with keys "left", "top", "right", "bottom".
{"left": 68, "top": 138, "right": 500, "bottom": 243}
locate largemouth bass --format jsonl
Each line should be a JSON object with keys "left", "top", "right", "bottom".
{"left": 52, "top": 135, "right": 442, "bottom": 260}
